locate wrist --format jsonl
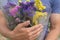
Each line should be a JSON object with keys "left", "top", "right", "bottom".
{"left": 5, "top": 31, "right": 14, "bottom": 39}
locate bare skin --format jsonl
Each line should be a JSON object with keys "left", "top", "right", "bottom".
{"left": 0, "top": 5, "right": 60, "bottom": 40}
{"left": 45, "top": 14, "right": 60, "bottom": 40}
{"left": 0, "top": 10, "right": 43, "bottom": 40}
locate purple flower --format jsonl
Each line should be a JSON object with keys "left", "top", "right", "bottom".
{"left": 9, "top": 6, "right": 21, "bottom": 17}
{"left": 8, "top": 3, "right": 16, "bottom": 6}
{"left": 19, "top": 2, "right": 34, "bottom": 10}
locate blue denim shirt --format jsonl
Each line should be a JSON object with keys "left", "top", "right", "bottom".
{"left": 1, "top": 0, "right": 60, "bottom": 13}
{"left": 0, "top": 0, "right": 60, "bottom": 40}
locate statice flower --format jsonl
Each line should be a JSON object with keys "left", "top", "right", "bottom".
{"left": 8, "top": 0, "right": 47, "bottom": 26}
{"left": 3, "top": 0, "right": 48, "bottom": 40}
{"left": 3, "top": 0, "right": 47, "bottom": 29}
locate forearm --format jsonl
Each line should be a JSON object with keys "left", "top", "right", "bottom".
{"left": 0, "top": 10, "right": 11, "bottom": 37}
{"left": 0, "top": 24, "right": 11, "bottom": 37}
{"left": 45, "top": 14, "right": 60, "bottom": 40}
{"left": 45, "top": 26, "right": 60, "bottom": 40}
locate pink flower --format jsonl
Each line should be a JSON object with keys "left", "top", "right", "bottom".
{"left": 9, "top": 6, "right": 21, "bottom": 17}
{"left": 15, "top": 18, "right": 20, "bottom": 22}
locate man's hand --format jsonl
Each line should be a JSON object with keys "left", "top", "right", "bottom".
{"left": 0, "top": 7, "right": 43, "bottom": 40}
{"left": 8, "top": 21, "right": 43, "bottom": 40}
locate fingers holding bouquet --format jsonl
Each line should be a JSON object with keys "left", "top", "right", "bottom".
{"left": 10, "top": 20, "right": 43, "bottom": 40}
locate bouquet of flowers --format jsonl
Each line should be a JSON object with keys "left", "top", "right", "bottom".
{"left": 6, "top": 0, "right": 47, "bottom": 28}
{"left": 3, "top": 0, "right": 48, "bottom": 40}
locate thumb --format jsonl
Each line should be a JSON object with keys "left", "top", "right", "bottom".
{"left": 13, "top": 21, "right": 30, "bottom": 33}
{"left": 16, "top": 21, "right": 30, "bottom": 28}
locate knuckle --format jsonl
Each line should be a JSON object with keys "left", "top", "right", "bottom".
{"left": 26, "top": 30, "right": 30, "bottom": 33}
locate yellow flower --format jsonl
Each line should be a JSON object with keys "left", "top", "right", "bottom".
{"left": 26, "top": 0, "right": 30, "bottom": 2}
{"left": 19, "top": 0, "right": 22, "bottom": 2}
{"left": 34, "top": 0, "right": 46, "bottom": 11}
{"left": 32, "top": 11, "right": 47, "bottom": 25}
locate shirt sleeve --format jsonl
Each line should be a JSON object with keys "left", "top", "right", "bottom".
{"left": 51, "top": 0, "right": 60, "bottom": 13}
